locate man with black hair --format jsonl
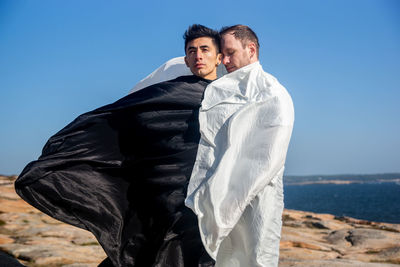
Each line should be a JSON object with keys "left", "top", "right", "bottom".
{"left": 183, "top": 24, "right": 222, "bottom": 80}
{"left": 16, "top": 24, "right": 221, "bottom": 267}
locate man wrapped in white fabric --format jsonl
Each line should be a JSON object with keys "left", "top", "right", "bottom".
{"left": 185, "top": 25, "right": 294, "bottom": 267}
{"left": 131, "top": 25, "right": 294, "bottom": 267}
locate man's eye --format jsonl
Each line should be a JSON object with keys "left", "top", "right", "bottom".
{"left": 223, "top": 50, "right": 234, "bottom": 57}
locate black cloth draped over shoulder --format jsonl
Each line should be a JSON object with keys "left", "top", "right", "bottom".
{"left": 15, "top": 75, "right": 215, "bottom": 267}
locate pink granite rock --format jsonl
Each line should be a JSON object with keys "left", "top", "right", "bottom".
{"left": 1, "top": 175, "right": 400, "bottom": 266}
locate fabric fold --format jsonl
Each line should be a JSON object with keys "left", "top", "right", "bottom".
{"left": 185, "top": 61, "right": 294, "bottom": 265}
{"left": 15, "top": 75, "right": 215, "bottom": 267}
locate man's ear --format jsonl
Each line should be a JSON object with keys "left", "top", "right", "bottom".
{"left": 248, "top": 42, "right": 257, "bottom": 60}
{"left": 216, "top": 53, "right": 222, "bottom": 66}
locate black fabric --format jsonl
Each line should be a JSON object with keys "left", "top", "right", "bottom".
{"left": 0, "top": 251, "right": 26, "bottom": 267}
{"left": 15, "top": 75, "right": 215, "bottom": 267}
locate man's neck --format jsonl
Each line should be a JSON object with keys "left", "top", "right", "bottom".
{"left": 195, "top": 72, "right": 217, "bottom": 82}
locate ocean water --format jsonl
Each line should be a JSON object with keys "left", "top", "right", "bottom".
{"left": 283, "top": 182, "right": 400, "bottom": 223}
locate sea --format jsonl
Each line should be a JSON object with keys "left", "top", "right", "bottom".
{"left": 283, "top": 182, "right": 400, "bottom": 224}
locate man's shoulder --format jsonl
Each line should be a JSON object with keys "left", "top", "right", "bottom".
{"left": 257, "top": 66, "right": 290, "bottom": 95}
{"left": 131, "top": 75, "right": 210, "bottom": 95}
{"left": 161, "top": 75, "right": 212, "bottom": 85}
{"left": 130, "top": 75, "right": 211, "bottom": 100}
{"left": 101, "top": 75, "right": 210, "bottom": 111}
{"left": 251, "top": 64, "right": 280, "bottom": 87}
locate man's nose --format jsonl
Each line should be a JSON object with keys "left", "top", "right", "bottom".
{"left": 222, "top": 56, "right": 229, "bottom": 65}
{"left": 195, "top": 50, "right": 203, "bottom": 59}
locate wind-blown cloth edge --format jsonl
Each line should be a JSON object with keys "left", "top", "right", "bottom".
{"left": 15, "top": 75, "right": 214, "bottom": 267}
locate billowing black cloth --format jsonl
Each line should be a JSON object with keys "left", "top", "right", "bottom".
{"left": 15, "top": 75, "right": 215, "bottom": 267}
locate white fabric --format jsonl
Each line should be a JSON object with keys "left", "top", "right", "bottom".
{"left": 185, "top": 61, "right": 294, "bottom": 266}
{"left": 130, "top": 57, "right": 294, "bottom": 267}
{"left": 130, "top": 56, "right": 227, "bottom": 93}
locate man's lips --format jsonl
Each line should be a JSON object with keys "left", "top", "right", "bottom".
{"left": 225, "top": 65, "right": 236, "bottom": 72}
{"left": 195, "top": 63, "right": 205, "bottom": 69}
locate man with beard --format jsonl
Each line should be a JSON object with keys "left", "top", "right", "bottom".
{"left": 15, "top": 24, "right": 221, "bottom": 267}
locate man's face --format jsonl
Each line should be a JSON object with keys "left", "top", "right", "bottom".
{"left": 221, "top": 33, "right": 253, "bottom": 73}
{"left": 184, "top": 37, "right": 222, "bottom": 80}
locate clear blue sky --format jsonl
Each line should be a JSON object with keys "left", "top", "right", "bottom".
{"left": 1, "top": 0, "right": 399, "bottom": 176}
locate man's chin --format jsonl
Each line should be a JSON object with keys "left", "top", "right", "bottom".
{"left": 194, "top": 69, "right": 207, "bottom": 78}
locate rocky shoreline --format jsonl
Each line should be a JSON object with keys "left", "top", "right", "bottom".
{"left": 1, "top": 175, "right": 399, "bottom": 266}
{"left": 280, "top": 210, "right": 400, "bottom": 266}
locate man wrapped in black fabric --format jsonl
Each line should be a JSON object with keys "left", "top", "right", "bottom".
{"left": 15, "top": 24, "right": 222, "bottom": 267}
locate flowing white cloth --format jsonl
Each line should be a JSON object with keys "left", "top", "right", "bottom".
{"left": 185, "top": 61, "right": 294, "bottom": 267}
{"left": 130, "top": 57, "right": 294, "bottom": 266}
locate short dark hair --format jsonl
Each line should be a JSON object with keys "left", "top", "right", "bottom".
{"left": 220, "top": 25, "right": 260, "bottom": 58}
{"left": 183, "top": 24, "right": 221, "bottom": 54}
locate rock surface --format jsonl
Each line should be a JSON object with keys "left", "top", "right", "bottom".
{"left": 1, "top": 175, "right": 400, "bottom": 266}
{"left": 279, "top": 209, "right": 400, "bottom": 266}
